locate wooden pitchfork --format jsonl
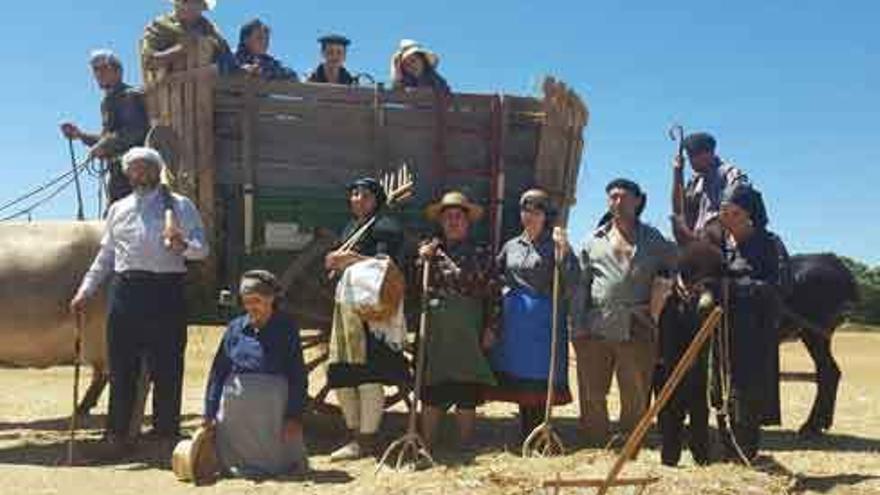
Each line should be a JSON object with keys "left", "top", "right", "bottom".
{"left": 376, "top": 257, "right": 435, "bottom": 472}
{"left": 522, "top": 232, "right": 565, "bottom": 458}
{"left": 67, "top": 311, "right": 84, "bottom": 466}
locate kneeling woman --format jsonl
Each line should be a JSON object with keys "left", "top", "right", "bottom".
{"left": 204, "top": 270, "right": 308, "bottom": 478}
{"left": 487, "top": 189, "right": 579, "bottom": 441}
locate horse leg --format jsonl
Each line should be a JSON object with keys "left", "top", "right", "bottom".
{"left": 799, "top": 331, "right": 841, "bottom": 436}
{"left": 76, "top": 365, "right": 109, "bottom": 417}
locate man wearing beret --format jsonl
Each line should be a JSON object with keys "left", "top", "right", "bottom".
{"left": 60, "top": 50, "right": 149, "bottom": 206}
{"left": 70, "top": 147, "right": 208, "bottom": 452}
{"left": 572, "top": 179, "right": 677, "bottom": 446}
{"left": 307, "top": 34, "right": 356, "bottom": 85}
{"left": 671, "top": 132, "right": 750, "bottom": 245}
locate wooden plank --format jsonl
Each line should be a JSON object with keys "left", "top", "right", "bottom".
{"left": 196, "top": 68, "right": 217, "bottom": 295}
{"left": 242, "top": 84, "right": 257, "bottom": 255}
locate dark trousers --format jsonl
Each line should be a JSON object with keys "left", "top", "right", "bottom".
{"left": 107, "top": 272, "right": 187, "bottom": 438}
{"left": 658, "top": 297, "right": 710, "bottom": 466}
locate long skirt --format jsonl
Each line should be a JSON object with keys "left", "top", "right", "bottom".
{"left": 215, "top": 373, "right": 308, "bottom": 478}
{"left": 486, "top": 287, "right": 571, "bottom": 407}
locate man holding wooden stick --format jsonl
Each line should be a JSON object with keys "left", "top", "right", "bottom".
{"left": 60, "top": 50, "right": 149, "bottom": 206}
{"left": 70, "top": 147, "right": 208, "bottom": 455}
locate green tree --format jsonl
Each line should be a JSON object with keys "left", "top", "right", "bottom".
{"left": 840, "top": 257, "right": 880, "bottom": 325}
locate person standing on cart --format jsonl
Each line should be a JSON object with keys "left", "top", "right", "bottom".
{"left": 60, "top": 50, "right": 148, "bottom": 206}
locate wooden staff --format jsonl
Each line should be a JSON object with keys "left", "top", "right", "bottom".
{"left": 597, "top": 306, "right": 722, "bottom": 495}
{"left": 669, "top": 124, "right": 686, "bottom": 217}
{"left": 67, "top": 311, "right": 84, "bottom": 466}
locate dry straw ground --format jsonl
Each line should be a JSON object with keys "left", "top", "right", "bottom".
{"left": 0, "top": 328, "right": 878, "bottom": 495}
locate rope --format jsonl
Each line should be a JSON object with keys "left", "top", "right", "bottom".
{"left": 718, "top": 272, "right": 753, "bottom": 466}
{"left": 0, "top": 164, "right": 82, "bottom": 214}
{"left": 0, "top": 160, "right": 90, "bottom": 221}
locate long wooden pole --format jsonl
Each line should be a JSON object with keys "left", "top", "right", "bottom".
{"left": 67, "top": 311, "right": 84, "bottom": 466}
{"left": 597, "top": 306, "right": 722, "bottom": 495}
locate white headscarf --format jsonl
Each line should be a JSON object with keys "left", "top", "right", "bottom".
{"left": 121, "top": 147, "right": 166, "bottom": 175}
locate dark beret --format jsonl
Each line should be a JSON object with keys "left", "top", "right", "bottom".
{"left": 346, "top": 177, "right": 387, "bottom": 206}
{"left": 319, "top": 34, "right": 351, "bottom": 48}
{"left": 682, "top": 132, "right": 717, "bottom": 154}
{"left": 605, "top": 178, "right": 647, "bottom": 217}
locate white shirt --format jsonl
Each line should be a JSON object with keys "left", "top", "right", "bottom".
{"left": 77, "top": 187, "right": 208, "bottom": 297}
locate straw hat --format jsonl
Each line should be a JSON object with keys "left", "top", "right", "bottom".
{"left": 396, "top": 39, "right": 439, "bottom": 68}
{"left": 425, "top": 191, "right": 484, "bottom": 222}
{"left": 171, "top": 426, "right": 219, "bottom": 484}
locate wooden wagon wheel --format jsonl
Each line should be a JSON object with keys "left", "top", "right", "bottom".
{"left": 279, "top": 233, "right": 416, "bottom": 415}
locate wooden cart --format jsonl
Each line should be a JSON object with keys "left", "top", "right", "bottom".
{"left": 143, "top": 48, "right": 589, "bottom": 410}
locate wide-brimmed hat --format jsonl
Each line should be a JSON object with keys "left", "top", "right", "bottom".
{"left": 397, "top": 39, "right": 439, "bottom": 68}
{"left": 425, "top": 191, "right": 483, "bottom": 222}
{"left": 170, "top": 0, "right": 216, "bottom": 11}
{"left": 172, "top": 426, "right": 219, "bottom": 484}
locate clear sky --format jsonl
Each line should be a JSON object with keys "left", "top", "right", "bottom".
{"left": 2, "top": 1, "right": 877, "bottom": 263}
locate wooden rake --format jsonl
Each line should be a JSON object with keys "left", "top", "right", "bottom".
{"left": 376, "top": 258, "right": 435, "bottom": 472}
{"left": 522, "top": 241, "right": 565, "bottom": 458}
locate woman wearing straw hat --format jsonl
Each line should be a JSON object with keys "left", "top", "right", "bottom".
{"left": 391, "top": 39, "right": 450, "bottom": 93}
{"left": 485, "top": 189, "right": 579, "bottom": 442}
{"left": 234, "top": 19, "right": 298, "bottom": 81}
{"left": 417, "top": 191, "right": 497, "bottom": 451}
{"left": 203, "top": 270, "right": 309, "bottom": 478}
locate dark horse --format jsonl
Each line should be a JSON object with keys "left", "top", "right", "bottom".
{"left": 674, "top": 245, "right": 859, "bottom": 437}
{"left": 780, "top": 253, "right": 859, "bottom": 436}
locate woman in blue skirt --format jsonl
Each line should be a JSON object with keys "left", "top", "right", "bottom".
{"left": 486, "top": 189, "right": 580, "bottom": 441}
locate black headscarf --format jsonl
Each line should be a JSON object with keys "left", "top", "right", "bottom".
{"left": 722, "top": 184, "right": 768, "bottom": 229}
{"left": 519, "top": 188, "right": 558, "bottom": 225}
{"left": 346, "top": 177, "right": 387, "bottom": 208}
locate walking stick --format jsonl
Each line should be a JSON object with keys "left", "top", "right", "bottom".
{"left": 376, "top": 258, "right": 435, "bottom": 472}
{"left": 522, "top": 234, "right": 565, "bottom": 458}
{"left": 68, "top": 311, "right": 85, "bottom": 466}
{"left": 669, "top": 124, "right": 686, "bottom": 218}
{"left": 597, "top": 307, "right": 722, "bottom": 495}
{"left": 66, "top": 137, "right": 85, "bottom": 221}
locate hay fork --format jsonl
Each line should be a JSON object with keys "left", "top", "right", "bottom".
{"left": 376, "top": 258, "right": 435, "bottom": 472}
{"left": 522, "top": 235, "right": 565, "bottom": 458}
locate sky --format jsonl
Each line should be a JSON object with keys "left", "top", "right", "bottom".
{"left": 1, "top": 1, "right": 877, "bottom": 264}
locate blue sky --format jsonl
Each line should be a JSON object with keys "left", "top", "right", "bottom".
{"left": 2, "top": 1, "right": 878, "bottom": 263}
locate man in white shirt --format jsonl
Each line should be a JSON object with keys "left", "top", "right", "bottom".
{"left": 70, "top": 147, "right": 208, "bottom": 449}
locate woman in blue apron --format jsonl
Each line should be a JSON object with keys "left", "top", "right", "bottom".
{"left": 486, "top": 189, "right": 580, "bottom": 441}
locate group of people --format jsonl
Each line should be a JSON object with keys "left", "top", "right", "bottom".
{"left": 60, "top": 0, "right": 791, "bottom": 482}
{"left": 61, "top": 0, "right": 450, "bottom": 208}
